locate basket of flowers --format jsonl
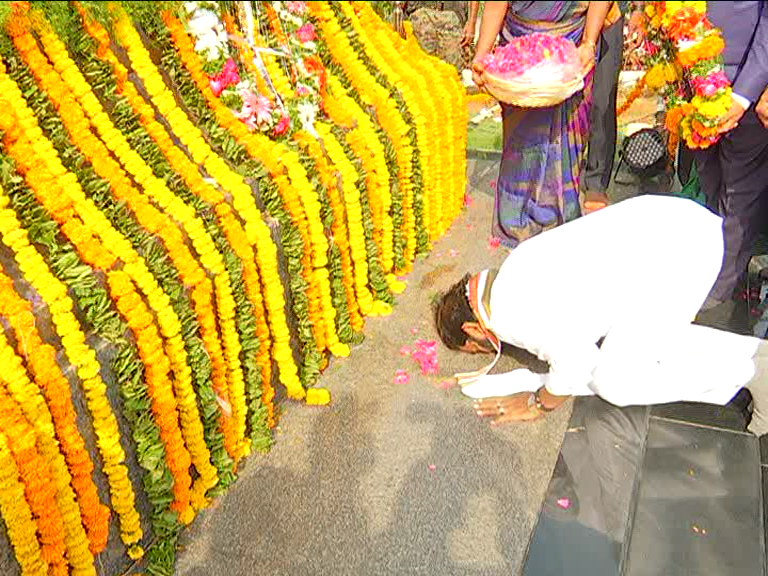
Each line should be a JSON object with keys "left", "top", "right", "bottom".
{"left": 481, "top": 34, "right": 584, "bottom": 108}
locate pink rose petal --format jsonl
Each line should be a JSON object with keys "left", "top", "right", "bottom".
{"left": 449, "top": 249, "right": 458, "bottom": 257}
{"left": 411, "top": 327, "right": 419, "bottom": 335}
{"left": 556, "top": 498, "right": 571, "bottom": 509}
{"left": 438, "top": 380, "right": 455, "bottom": 390}
{"left": 489, "top": 237, "right": 501, "bottom": 249}
{"left": 394, "top": 369, "right": 410, "bottom": 385}
{"left": 428, "top": 464, "right": 437, "bottom": 471}
{"left": 399, "top": 346, "right": 412, "bottom": 356}
{"left": 464, "top": 194, "right": 474, "bottom": 207}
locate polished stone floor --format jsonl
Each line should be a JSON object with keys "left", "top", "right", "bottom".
{"left": 521, "top": 396, "right": 765, "bottom": 576}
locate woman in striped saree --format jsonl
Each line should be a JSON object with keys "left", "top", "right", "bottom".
{"left": 473, "top": 2, "right": 612, "bottom": 247}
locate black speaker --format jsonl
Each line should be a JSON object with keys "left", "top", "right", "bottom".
{"left": 619, "top": 127, "right": 668, "bottom": 179}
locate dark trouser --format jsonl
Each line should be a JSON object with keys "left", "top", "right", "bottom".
{"left": 583, "top": 17, "right": 624, "bottom": 193}
{"left": 694, "top": 107, "right": 768, "bottom": 301}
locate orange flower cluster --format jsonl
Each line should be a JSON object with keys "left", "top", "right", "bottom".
{"left": 678, "top": 34, "right": 725, "bottom": 68}
{"left": 617, "top": 74, "right": 647, "bottom": 118}
{"left": 109, "top": 270, "right": 196, "bottom": 518}
{"left": 0, "top": 427, "right": 47, "bottom": 576}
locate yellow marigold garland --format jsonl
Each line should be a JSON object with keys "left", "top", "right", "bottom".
{"left": 74, "top": 6, "right": 278, "bottom": 426}
{"left": 31, "top": 20, "right": 252, "bottom": 464}
{"left": 163, "top": 11, "right": 350, "bottom": 360}
{"left": 112, "top": 10, "right": 305, "bottom": 399}
{"left": 0, "top": 429, "right": 48, "bottom": 576}
{"left": 0, "top": 75, "right": 216, "bottom": 519}
{"left": 294, "top": 130, "right": 364, "bottom": 332}
{"left": 318, "top": 122, "right": 392, "bottom": 317}
{"left": 341, "top": 2, "right": 438, "bottom": 243}
{"left": 0, "top": 82, "right": 143, "bottom": 561}
{"left": 362, "top": 3, "right": 467, "bottom": 229}
{"left": 310, "top": 1, "right": 418, "bottom": 274}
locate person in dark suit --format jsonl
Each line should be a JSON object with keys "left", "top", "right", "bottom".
{"left": 758, "top": 85, "right": 768, "bottom": 127}
{"left": 695, "top": 2, "right": 768, "bottom": 326}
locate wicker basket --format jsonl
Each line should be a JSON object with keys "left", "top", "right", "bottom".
{"left": 483, "top": 71, "right": 584, "bottom": 108}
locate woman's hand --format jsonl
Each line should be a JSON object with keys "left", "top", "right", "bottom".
{"left": 461, "top": 20, "right": 476, "bottom": 47}
{"left": 472, "top": 57, "right": 487, "bottom": 92}
{"left": 577, "top": 41, "right": 597, "bottom": 76}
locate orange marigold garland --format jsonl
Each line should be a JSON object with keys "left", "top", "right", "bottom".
{"left": 0, "top": 265, "right": 110, "bottom": 554}
{"left": 0, "top": 381, "right": 69, "bottom": 576}
{"left": 0, "top": 427, "right": 48, "bottom": 576}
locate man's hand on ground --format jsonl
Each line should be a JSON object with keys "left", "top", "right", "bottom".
{"left": 474, "top": 392, "right": 542, "bottom": 425}
{"left": 757, "top": 87, "right": 768, "bottom": 129}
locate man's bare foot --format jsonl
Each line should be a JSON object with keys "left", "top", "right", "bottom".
{"left": 474, "top": 388, "right": 569, "bottom": 425}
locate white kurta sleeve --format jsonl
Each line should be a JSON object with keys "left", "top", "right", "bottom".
{"left": 538, "top": 339, "right": 601, "bottom": 397}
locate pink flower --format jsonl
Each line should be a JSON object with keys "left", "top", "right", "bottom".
{"left": 210, "top": 75, "right": 226, "bottom": 97}
{"left": 692, "top": 70, "right": 729, "bottom": 98}
{"left": 285, "top": 1, "right": 307, "bottom": 13}
{"left": 243, "top": 116, "right": 258, "bottom": 132}
{"left": 274, "top": 114, "right": 291, "bottom": 136}
{"left": 237, "top": 92, "right": 274, "bottom": 128}
{"left": 253, "top": 95, "right": 274, "bottom": 124}
{"left": 394, "top": 370, "right": 410, "bottom": 385}
{"left": 557, "top": 498, "right": 571, "bottom": 509}
{"left": 297, "top": 23, "right": 316, "bottom": 43}
{"left": 210, "top": 59, "right": 241, "bottom": 97}
{"left": 221, "top": 58, "right": 241, "bottom": 86}
{"left": 412, "top": 340, "right": 439, "bottom": 375}
{"left": 296, "top": 85, "right": 311, "bottom": 97}
{"left": 489, "top": 237, "right": 501, "bottom": 249}
{"left": 399, "top": 346, "right": 412, "bottom": 356}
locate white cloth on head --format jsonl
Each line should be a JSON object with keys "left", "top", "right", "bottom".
{"left": 475, "top": 195, "right": 761, "bottom": 406}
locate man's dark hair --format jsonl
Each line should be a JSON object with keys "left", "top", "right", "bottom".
{"left": 434, "top": 273, "right": 477, "bottom": 350}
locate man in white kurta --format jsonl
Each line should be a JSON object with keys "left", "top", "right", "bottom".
{"left": 440, "top": 195, "right": 768, "bottom": 434}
